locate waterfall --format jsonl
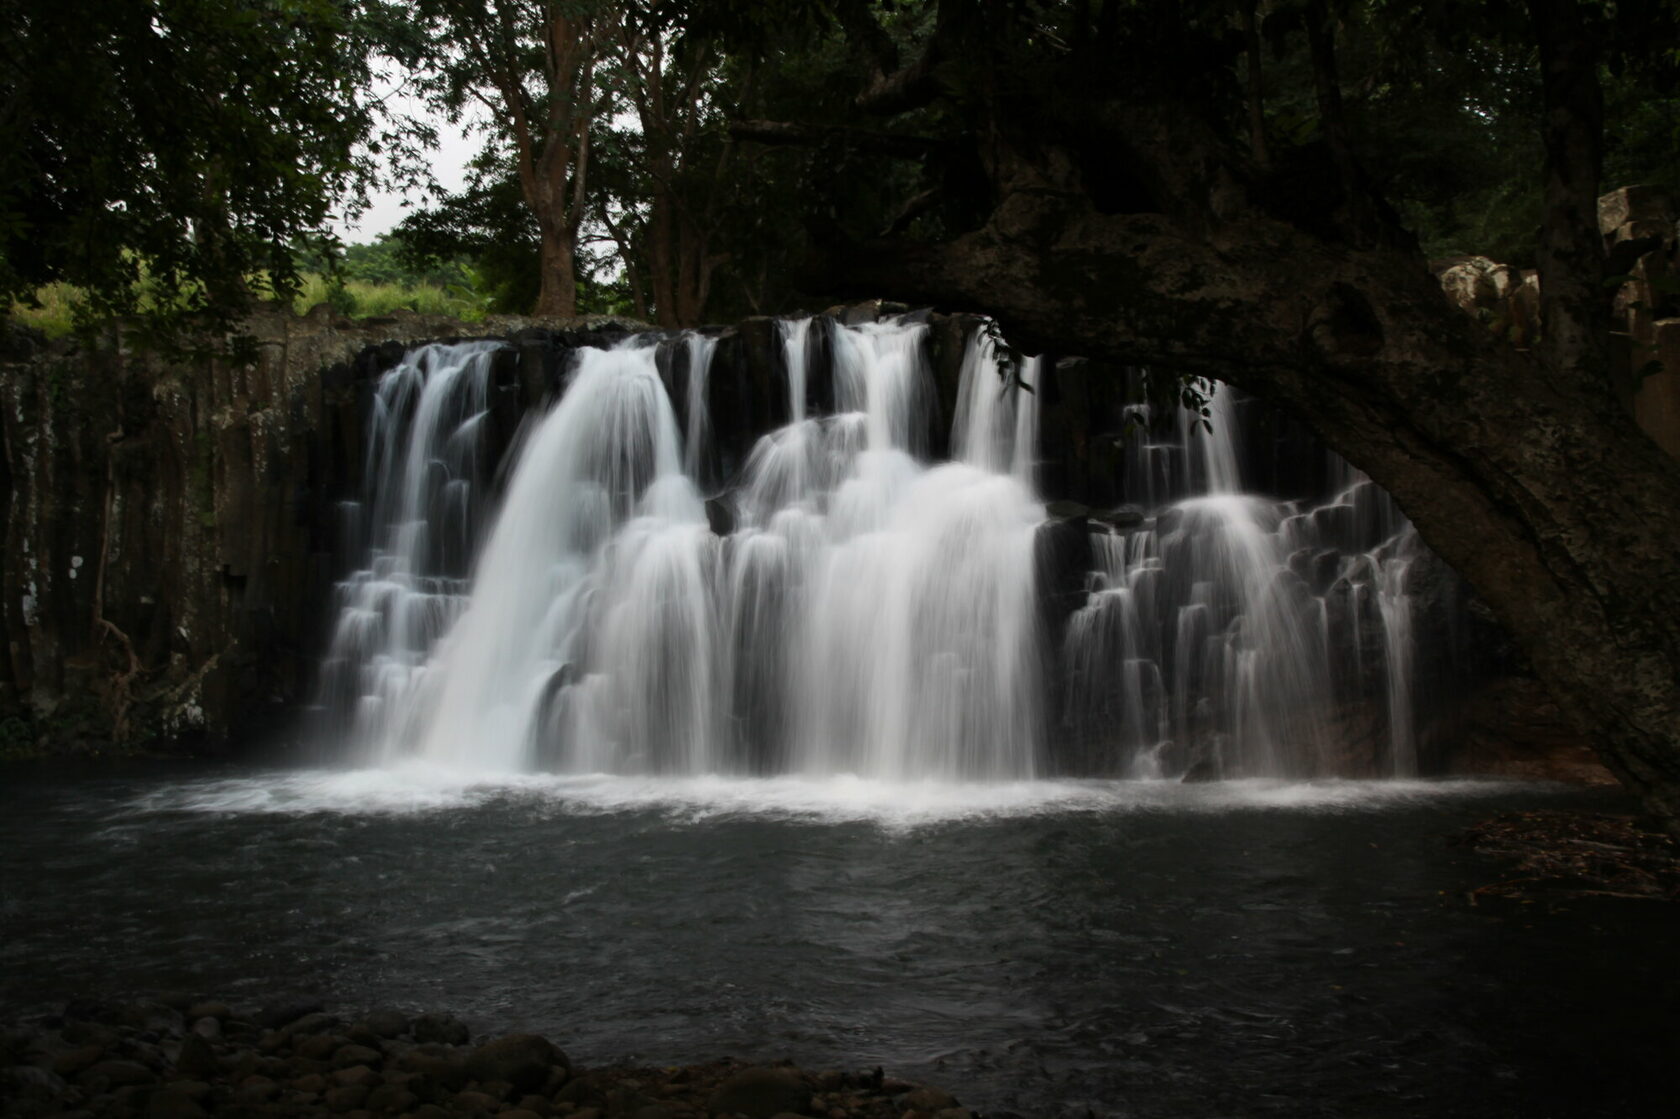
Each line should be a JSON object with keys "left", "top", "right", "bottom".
{"left": 743, "top": 317, "right": 817, "bottom": 519}
{"left": 1061, "top": 491, "right": 1333, "bottom": 777}
{"left": 320, "top": 317, "right": 1435, "bottom": 782}
{"left": 682, "top": 332, "right": 717, "bottom": 481}
{"left": 315, "top": 342, "right": 500, "bottom": 746}
{"left": 782, "top": 316, "right": 810, "bottom": 427}
{"left": 409, "top": 341, "right": 701, "bottom": 771}
{"left": 1058, "top": 387, "right": 1427, "bottom": 777}
{"left": 952, "top": 328, "right": 1040, "bottom": 485}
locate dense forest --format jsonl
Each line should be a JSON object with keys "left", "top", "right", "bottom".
{"left": 4, "top": 0, "right": 1676, "bottom": 330}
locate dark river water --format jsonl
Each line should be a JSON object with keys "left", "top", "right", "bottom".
{"left": 1, "top": 763, "right": 1674, "bottom": 1117}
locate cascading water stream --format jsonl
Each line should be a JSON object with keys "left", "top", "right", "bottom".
{"left": 1060, "top": 386, "right": 1427, "bottom": 777}
{"left": 324, "top": 319, "right": 1045, "bottom": 779}
{"left": 316, "top": 341, "right": 500, "bottom": 745}
{"left": 952, "top": 328, "right": 1040, "bottom": 484}
{"left": 682, "top": 332, "right": 717, "bottom": 481}
{"left": 320, "top": 316, "right": 1437, "bottom": 782}
{"left": 404, "top": 340, "right": 707, "bottom": 771}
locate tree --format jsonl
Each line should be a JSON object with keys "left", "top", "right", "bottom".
{"left": 392, "top": 165, "right": 643, "bottom": 317}
{"left": 399, "top": 1, "right": 824, "bottom": 325}
{"left": 394, "top": 166, "right": 547, "bottom": 314}
{"left": 0, "top": 0, "right": 393, "bottom": 333}
{"left": 408, "top": 0, "right": 619, "bottom": 317}
{"left": 727, "top": 0, "right": 1680, "bottom": 830}
{"left": 592, "top": 11, "right": 736, "bottom": 326}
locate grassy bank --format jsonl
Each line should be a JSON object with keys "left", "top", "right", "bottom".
{"left": 10, "top": 275, "right": 486, "bottom": 339}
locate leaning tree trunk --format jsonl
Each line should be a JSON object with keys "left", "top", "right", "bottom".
{"left": 818, "top": 130, "right": 1680, "bottom": 833}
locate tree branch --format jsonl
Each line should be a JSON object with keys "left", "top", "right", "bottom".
{"left": 728, "top": 119, "right": 946, "bottom": 159}
{"left": 855, "top": 43, "right": 942, "bottom": 115}
{"left": 880, "top": 186, "right": 942, "bottom": 237}
{"left": 851, "top": 0, "right": 970, "bottom": 115}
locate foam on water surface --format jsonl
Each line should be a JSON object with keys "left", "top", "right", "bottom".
{"left": 125, "top": 765, "right": 1545, "bottom": 828}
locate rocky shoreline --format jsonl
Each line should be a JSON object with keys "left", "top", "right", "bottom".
{"left": 0, "top": 999, "right": 989, "bottom": 1119}
{"left": 1458, "top": 809, "right": 1680, "bottom": 902}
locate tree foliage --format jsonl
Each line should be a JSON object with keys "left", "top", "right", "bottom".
{"left": 0, "top": 0, "right": 402, "bottom": 334}
{"left": 398, "top": 0, "right": 623, "bottom": 318}
{"left": 7, "top": 0, "right": 1676, "bottom": 332}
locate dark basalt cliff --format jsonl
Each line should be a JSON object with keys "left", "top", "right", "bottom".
{"left": 0, "top": 301, "right": 1598, "bottom": 779}
{"left": 0, "top": 307, "right": 499, "bottom": 754}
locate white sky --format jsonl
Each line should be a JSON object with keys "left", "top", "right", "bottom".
{"left": 333, "top": 83, "right": 487, "bottom": 242}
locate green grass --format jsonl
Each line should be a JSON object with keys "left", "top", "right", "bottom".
{"left": 9, "top": 283, "right": 81, "bottom": 338}
{"left": 10, "top": 273, "right": 488, "bottom": 339}
{"left": 291, "top": 273, "right": 490, "bottom": 320}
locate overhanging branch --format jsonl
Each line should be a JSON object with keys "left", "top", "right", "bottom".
{"left": 727, "top": 120, "right": 946, "bottom": 160}
{"left": 851, "top": 0, "right": 967, "bottom": 115}
{"left": 855, "top": 45, "right": 941, "bottom": 115}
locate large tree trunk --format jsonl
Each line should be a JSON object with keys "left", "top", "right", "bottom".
{"left": 647, "top": 190, "right": 679, "bottom": 328}
{"left": 1528, "top": 0, "right": 1608, "bottom": 383}
{"left": 533, "top": 222, "right": 578, "bottom": 318}
{"left": 1241, "top": 0, "right": 1269, "bottom": 169}
{"left": 639, "top": 178, "right": 718, "bottom": 328}
{"left": 471, "top": 5, "right": 598, "bottom": 321}
{"left": 818, "top": 131, "right": 1680, "bottom": 832}
{"left": 622, "top": 28, "right": 722, "bottom": 329}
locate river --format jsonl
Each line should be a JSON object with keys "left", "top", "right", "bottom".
{"left": 2, "top": 764, "right": 1672, "bottom": 1117}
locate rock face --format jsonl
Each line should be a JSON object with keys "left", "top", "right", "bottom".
{"left": 1432, "top": 256, "right": 1540, "bottom": 347}
{"left": 0, "top": 307, "right": 513, "bottom": 755}
{"left": 1437, "top": 185, "right": 1680, "bottom": 463}
{"left": 0, "top": 307, "right": 657, "bottom": 755}
{"left": 1598, "top": 186, "right": 1680, "bottom": 460}
{"left": 1444, "top": 676, "right": 1619, "bottom": 785}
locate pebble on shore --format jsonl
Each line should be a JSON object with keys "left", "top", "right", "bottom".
{"left": 0, "top": 999, "right": 998, "bottom": 1119}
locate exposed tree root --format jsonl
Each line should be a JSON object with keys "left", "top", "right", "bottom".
{"left": 94, "top": 618, "right": 143, "bottom": 743}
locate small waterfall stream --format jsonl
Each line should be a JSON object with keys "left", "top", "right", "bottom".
{"left": 316, "top": 341, "right": 500, "bottom": 746}
{"left": 319, "top": 317, "right": 1434, "bottom": 781}
{"left": 1059, "top": 396, "right": 1427, "bottom": 778}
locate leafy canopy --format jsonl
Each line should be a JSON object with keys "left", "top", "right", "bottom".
{"left": 0, "top": 0, "right": 397, "bottom": 333}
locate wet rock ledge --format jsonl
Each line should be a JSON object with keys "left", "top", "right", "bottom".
{"left": 0, "top": 1000, "right": 989, "bottom": 1119}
